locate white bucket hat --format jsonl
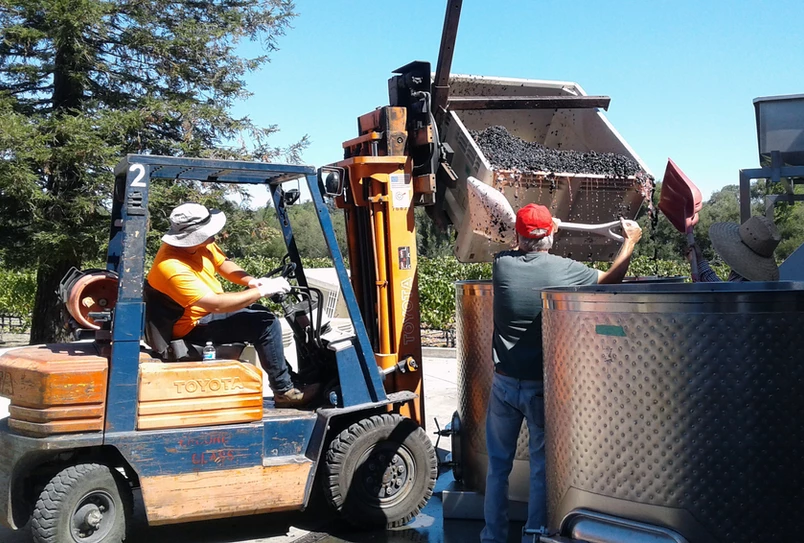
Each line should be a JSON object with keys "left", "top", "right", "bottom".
{"left": 162, "top": 203, "right": 226, "bottom": 248}
{"left": 709, "top": 216, "right": 780, "bottom": 281}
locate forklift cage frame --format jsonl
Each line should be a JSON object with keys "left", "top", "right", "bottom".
{"left": 105, "top": 154, "right": 387, "bottom": 434}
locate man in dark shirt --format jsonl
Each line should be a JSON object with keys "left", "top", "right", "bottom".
{"left": 481, "top": 203, "right": 642, "bottom": 543}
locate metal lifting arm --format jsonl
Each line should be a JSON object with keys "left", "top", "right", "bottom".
{"left": 334, "top": 112, "right": 426, "bottom": 426}
{"left": 432, "top": 0, "right": 463, "bottom": 122}
{"left": 328, "top": 1, "right": 467, "bottom": 427}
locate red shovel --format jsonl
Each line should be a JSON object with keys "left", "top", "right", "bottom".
{"left": 658, "top": 159, "right": 703, "bottom": 280}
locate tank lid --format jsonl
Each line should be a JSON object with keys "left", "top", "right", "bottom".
{"left": 543, "top": 281, "right": 804, "bottom": 295}
{"left": 542, "top": 281, "right": 804, "bottom": 313}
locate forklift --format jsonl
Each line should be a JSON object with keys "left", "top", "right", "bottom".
{"left": 0, "top": 156, "right": 438, "bottom": 542}
{"left": 0, "top": 1, "right": 474, "bottom": 539}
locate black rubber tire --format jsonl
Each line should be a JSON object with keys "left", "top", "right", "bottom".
{"left": 31, "top": 463, "right": 133, "bottom": 543}
{"left": 322, "top": 413, "right": 437, "bottom": 529}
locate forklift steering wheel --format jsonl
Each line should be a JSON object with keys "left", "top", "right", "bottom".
{"left": 279, "top": 253, "right": 297, "bottom": 279}
{"left": 266, "top": 254, "right": 297, "bottom": 280}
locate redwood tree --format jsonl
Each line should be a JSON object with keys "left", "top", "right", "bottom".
{"left": 0, "top": 0, "right": 298, "bottom": 342}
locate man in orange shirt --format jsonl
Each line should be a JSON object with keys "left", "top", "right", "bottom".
{"left": 148, "top": 203, "right": 317, "bottom": 407}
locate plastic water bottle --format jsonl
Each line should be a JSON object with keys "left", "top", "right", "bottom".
{"left": 202, "top": 341, "right": 216, "bottom": 361}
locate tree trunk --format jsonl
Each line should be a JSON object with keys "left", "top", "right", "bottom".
{"left": 28, "top": 28, "right": 86, "bottom": 345}
{"left": 29, "top": 260, "right": 75, "bottom": 344}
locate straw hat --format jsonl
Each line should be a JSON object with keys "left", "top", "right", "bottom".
{"left": 709, "top": 216, "right": 780, "bottom": 281}
{"left": 162, "top": 203, "right": 226, "bottom": 247}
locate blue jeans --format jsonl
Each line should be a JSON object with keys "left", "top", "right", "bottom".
{"left": 183, "top": 305, "right": 293, "bottom": 393}
{"left": 481, "top": 372, "right": 546, "bottom": 543}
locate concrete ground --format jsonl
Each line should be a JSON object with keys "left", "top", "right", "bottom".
{"left": 0, "top": 349, "right": 475, "bottom": 543}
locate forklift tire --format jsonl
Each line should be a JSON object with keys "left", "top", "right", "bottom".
{"left": 322, "top": 413, "right": 437, "bottom": 529}
{"left": 31, "top": 463, "right": 133, "bottom": 543}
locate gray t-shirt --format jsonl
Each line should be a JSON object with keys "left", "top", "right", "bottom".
{"left": 492, "top": 250, "right": 599, "bottom": 381}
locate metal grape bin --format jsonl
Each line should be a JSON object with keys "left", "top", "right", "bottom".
{"left": 754, "top": 93, "right": 804, "bottom": 167}
{"left": 441, "top": 75, "right": 652, "bottom": 263}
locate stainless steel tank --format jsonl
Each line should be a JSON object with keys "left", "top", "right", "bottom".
{"left": 541, "top": 282, "right": 804, "bottom": 543}
{"left": 454, "top": 280, "right": 531, "bottom": 501}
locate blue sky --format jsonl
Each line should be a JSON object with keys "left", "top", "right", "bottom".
{"left": 232, "top": 0, "right": 804, "bottom": 205}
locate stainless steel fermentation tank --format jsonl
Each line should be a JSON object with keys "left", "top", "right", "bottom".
{"left": 541, "top": 282, "right": 804, "bottom": 543}
{"left": 454, "top": 280, "right": 532, "bottom": 501}
{"left": 453, "top": 277, "right": 685, "bottom": 501}
{"left": 455, "top": 280, "right": 804, "bottom": 542}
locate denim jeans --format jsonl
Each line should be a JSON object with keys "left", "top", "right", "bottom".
{"left": 183, "top": 304, "right": 293, "bottom": 393}
{"left": 481, "top": 372, "right": 546, "bottom": 543}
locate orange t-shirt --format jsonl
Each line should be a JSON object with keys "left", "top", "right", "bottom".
{"left": 147, "top": 242, "right": 227, "bottom": 338}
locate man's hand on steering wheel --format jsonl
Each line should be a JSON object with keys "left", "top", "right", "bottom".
{"left": 247, "top": 255, "right": 297, "bottom": 302}
{"left": 249, "top": 277, "right": 291, "bottom": 299}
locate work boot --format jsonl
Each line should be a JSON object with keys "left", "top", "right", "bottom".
{"left": 273, "top": 383, "right": 321, "bottom": 408}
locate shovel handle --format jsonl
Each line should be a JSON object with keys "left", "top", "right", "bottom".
{"left": 555, "top": 220, "right": 629, "bottom": 243}
{"left": 687, "top": 230, "right": 699, "bottom": 282}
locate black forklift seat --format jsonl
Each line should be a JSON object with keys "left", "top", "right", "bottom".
{"left": 143, "top": 281, "right": 245, "bottom": 362}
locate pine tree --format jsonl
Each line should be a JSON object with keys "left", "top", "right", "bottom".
{"left": 0, "top": 0, "right": 299, "bottom": 342}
